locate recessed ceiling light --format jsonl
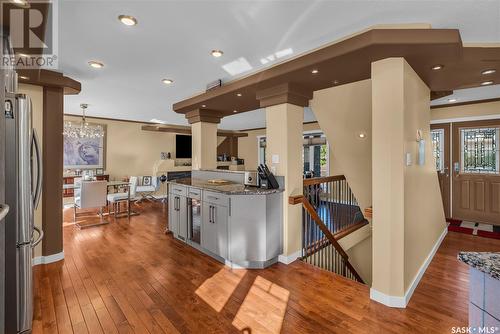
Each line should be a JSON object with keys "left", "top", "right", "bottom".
{"left": 447, "top": 98, "right": 457, "bottom": 103}
{"left": 236, "top": 93, "right": 242, "bottom": 97}
{"left": 333, "top": 80, "right": 339, "bottom": 85}
{"left": 481, "top": 80, "right": 494, "bottom": 86}
{"left": 162, "top": 79, "right": 173, "bottom": 85}
{"left": 431, "top": 64, "right": 444, "bottom": 70}
{"left": 88, "top": 61, "right": 104, "bottom": 68}
{"left": 233, "top": 110, "right": 238, "bottom": 113}
{"left": 19, "top": 76, "right": 29, "bottom": 80}
{"left": 358, "top": 132, "right": 366, "bottom": 139}
{"left": 201, "top": 104, "right": 206, "bottom": 108}
{"left": 481, "top": 69, "right": 496, "bottom": 75}
{"left": 311, "top": 69, "right": 319, "bottom": 74}
{"left": 118, "top": 15, "right": 137, "bottom": 26}
{"left": 211, "top": 50, "right": 223, "bottom": 58}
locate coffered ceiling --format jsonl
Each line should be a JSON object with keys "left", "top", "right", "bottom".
{"left": 58, "top": 1, "right": 500, "bottom": 130}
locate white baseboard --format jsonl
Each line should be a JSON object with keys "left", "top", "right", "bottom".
{"left": 278, "top": 250, "right": 302, "bottom": 265}
{"left": 370, "top": 226, "right": 448, "bottom": 308}
{"left": 33, "top": 251, "right": 65, "bottom": 266}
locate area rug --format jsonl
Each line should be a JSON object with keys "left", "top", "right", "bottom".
{"left": 447, "top": 218, "right": 500, "bottom": 239}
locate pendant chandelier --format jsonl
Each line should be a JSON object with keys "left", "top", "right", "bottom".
{"left": 63, "top": 103, "right": 104, "bottom": 139}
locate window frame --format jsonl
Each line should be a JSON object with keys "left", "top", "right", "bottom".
{"left": 459, "top": 126, "right": 500, "bottom": 175}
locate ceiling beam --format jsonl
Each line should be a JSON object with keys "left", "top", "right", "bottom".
{"left": 141, "top": 125, "right": 248, "bottom": 137}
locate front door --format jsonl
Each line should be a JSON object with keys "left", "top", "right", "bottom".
{"left": 431, "top": 124, "right": 451, "bottom": 218}
{"left": 451, "top": 120, "right": 500, "bottom": 225}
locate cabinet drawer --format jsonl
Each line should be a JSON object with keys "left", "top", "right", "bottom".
{"left": 187, "top": 187, "right": 202, "bottom": 200}
{"left": 169, "top": 184, "right": 187, "bottom": 196}
{"left": 203, "top": 191, "right": 228, "bottom": 207}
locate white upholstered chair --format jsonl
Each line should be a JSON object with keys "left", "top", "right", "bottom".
{"left": 74, "top": 180, "right": 108, "bottom": 223}
{"left": 107, "top": 176, "right": 138, "bottom": 217}
{"left": 136, "top": 176, "right": 160, "bottom": 202}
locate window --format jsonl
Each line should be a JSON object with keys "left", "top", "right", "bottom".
{"left": 460, "top": 127, "right": 499, "bottom": 174}
{"left": 431, "top": 129, "right": 444, "bottom": 172}
{"left": 257, "top": 132, "right": 329, "bottom": 177}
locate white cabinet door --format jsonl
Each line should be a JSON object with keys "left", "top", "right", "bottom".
{"left": 201, "top": 202, "right": 227, "bottom": 258}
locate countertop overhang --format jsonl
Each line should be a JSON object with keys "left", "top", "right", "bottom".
{"left": 168, "top": 177, "right": 283, "bottom": 195}
{"left": 458, "top": 252, "right": 500, "bottom": 280}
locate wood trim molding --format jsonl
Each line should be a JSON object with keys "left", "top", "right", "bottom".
{"left": 18, "top": 69, "right": 81, "bottom": 95}
{"left": 185, "top": 109, "right": 224, "bottom": 124}
{"left": 141, "top": 124, "right": 248, "bottom": 137}
{"left": 430, "top": 90, "right": 453, "bottom": 101}
{"left": 430, "top": 97, "right": 500, "bottom": 109}
{"left": 256, "top": 83, "right": 313, "bottom": 108}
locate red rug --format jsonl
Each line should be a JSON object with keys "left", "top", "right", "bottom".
{"left": 446, "top": 218, "right": 500, "bottom": 240}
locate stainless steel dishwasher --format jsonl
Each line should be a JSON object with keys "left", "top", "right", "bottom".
{"left": 187, "top": 189, "right": 202, "bottom": 245}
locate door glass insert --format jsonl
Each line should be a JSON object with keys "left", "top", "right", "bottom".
{"left": 431, "top": 129, "right": 445, "bottom": 172}
{"left": 460, "top": 127, "right": 500, "bottom": 174}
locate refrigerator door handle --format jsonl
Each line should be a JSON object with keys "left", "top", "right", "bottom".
{"left": 32, "top": 129, "right": 42, "bottom": 210}
{"left": 31, "top": 226, "right": 44, "bottom": 248}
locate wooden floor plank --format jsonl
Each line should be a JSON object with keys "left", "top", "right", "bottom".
{"left": 31, "top": 202, "right": 500, "bottom": 334}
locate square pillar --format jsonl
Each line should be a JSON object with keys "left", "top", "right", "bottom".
{"left": 191, "top": 122, "right": 218, "bottom": 170}
{"left": 186, "top": 109, "right": 222, "bottom": 170}
{"left": 265, "top": 103, "right": 304, "bottom": 257}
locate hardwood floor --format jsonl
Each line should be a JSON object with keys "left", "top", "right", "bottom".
{"left": 33, "top": 202, "right": 500, "bottom": 334}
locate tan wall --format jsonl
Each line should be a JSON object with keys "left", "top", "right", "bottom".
{"left": 371, "top": 58, "right": 446, "bottom": 300}
{"left": 310, "top": 79, "right": 372, "bottom": 211}
{"left": 19, "top": 84, "right": 43, "bottom": 258}
{"left": 402, "top": 61, "right": 447, "bottom": 292}
{"left": 338, "top": 224, "right": 373, "bottom": 285}
{"left": 64, "top": 115, "right": 180, "bottom": 180}
{"left": 431, "top": 100, "right": 500, "bottom": 121}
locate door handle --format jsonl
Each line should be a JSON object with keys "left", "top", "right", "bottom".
{"left": 211, "top": 206, "right": 216, "bottom": 224}
{"left": 0, "top": 204, "right": 9, "bottom": 221}
{"left": 31, "top": 226, "right": 44, "bottom": 248}
{"left": 32, "top": 129, "right": 42, "bottom": 210}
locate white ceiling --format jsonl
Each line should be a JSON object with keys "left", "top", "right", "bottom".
{"left": 59, "top": 0, "right": 500, "bottom": 130}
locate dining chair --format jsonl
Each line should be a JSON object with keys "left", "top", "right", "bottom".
{"left": 74, "top": 180, "right": 108, "bottom": 225}
{"left": 107, "top": 176, "right": 138, "bottom": 217}
{"left": 136, "top": 176, "right": 160, "bottom": 202}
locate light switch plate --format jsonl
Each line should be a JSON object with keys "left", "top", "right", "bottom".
{"left": 272, "top": 154, "right": 280, "bottom": 164}
{"left": 406, "top": 152, "right": 412, "bottom": 166}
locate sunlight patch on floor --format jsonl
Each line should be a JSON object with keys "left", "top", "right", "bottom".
{"left": 195, "top": 267, "right": 247, "bottom": 312}
{"left": 232, "top": 276, "right": 290, "bottom": 334}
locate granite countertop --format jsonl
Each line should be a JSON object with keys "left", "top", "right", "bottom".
{"left": 199, "top": 169, "right": 246, "bottom": 174}
{"left": 168, "top": 178, "right": 283, "bottom": 195}
{"left": 458, "top": 252, "right": 500, "bottom": 280}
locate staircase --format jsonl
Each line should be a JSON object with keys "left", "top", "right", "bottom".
{"left": 289, "top": 175, "right": 368, "bottom": 283}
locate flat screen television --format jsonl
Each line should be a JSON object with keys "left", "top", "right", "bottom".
{"left": 175, "top": 135, "right": 192, "bottom": 158}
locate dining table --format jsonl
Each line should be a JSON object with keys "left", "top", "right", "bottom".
{"left": 63, "top": 180, "right": 139, "bottom": 218}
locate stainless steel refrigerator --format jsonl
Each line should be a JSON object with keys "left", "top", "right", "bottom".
{"left": 4, "top": 91, "right": 44, "bottom": 333}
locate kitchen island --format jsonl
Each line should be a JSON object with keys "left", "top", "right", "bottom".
{"left": 458, "top": 252, "right": 500, "bottom": 328}
{"left": 167, "top": 172, "right": 283, "bottom": 269}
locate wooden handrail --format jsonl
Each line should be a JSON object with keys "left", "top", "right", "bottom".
{"left": 303, "top": 175, "right": 346, "bottom": 186}
{"left": 364, "top": 207, "right": 372, "bottom": 219}
{"left": 291, "top": 194, "right": 365, "bottom": 284}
